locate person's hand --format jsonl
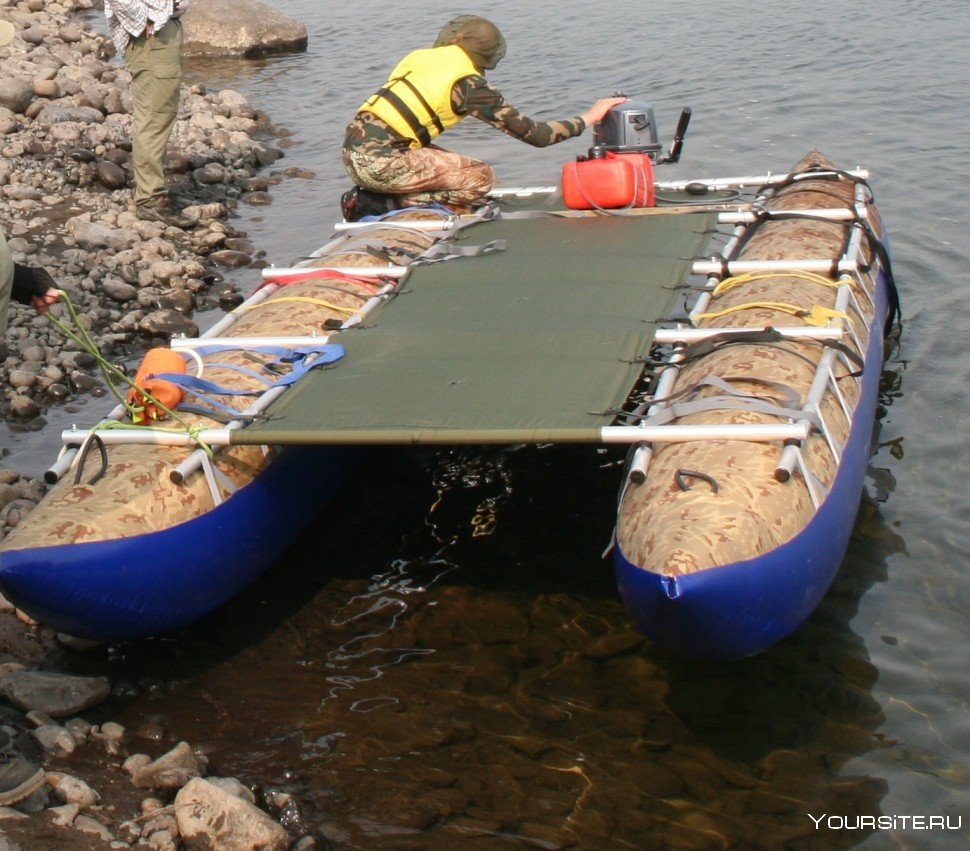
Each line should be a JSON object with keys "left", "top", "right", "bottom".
{"left": 172, "top": 0, "right": 190, "bottom": 17}
{"left": 581, "top": 96, "right": 628, "bottom": 127}
{"left": 30, "top": 287, "right": 60, "bottom": 315}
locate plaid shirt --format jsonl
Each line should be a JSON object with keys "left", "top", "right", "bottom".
{"left": 104, "top": 0, "right": 173, "bottom": 54}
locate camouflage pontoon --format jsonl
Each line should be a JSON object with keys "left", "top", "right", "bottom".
{"left": 0, "top": 151, "right": 895, "bottom": 658}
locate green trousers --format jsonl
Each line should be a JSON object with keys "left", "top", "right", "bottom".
{"left": 0, "top": 227, "right": 13, "bottom": 336}
{"left": 125, "top": 18, "right": 183, "bottom": 207}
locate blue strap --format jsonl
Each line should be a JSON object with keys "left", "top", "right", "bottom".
{"left": 147, "top": 343, "right": 345, "bottom": 401}
{"left": 193, "top": 361, "right": 278, "bottom": 385}
{"left": 359, "top": 202, "right": 455, "bottom": 222}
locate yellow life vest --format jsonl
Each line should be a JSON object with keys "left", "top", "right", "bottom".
{"left": 360, "top": 45, "right": 480, "bottom": 148}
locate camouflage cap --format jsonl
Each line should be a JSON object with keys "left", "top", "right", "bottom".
{"left": 434, "top": 15, "right": 506, "bottom": 71}
{"left": 0, "top": 20, "right": 15, "bottom": 47}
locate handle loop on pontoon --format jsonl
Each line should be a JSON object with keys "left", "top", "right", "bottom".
{"left": 675, "top": 469, "right": 719, "bottom": 494}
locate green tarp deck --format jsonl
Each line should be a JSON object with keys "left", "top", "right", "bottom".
{"left": 232, "top": 210, "right": 716, "bottom": 446}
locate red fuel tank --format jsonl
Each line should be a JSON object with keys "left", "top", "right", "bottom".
{"left": 562, "top": 151, "right": 655, "bottom": 210}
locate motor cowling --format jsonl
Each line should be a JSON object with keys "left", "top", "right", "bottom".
{"left": 590, "top": 98, "right": 691, "bottom": 164}
{"left": 592, "top": 100, "right": 662, "bottom": 160}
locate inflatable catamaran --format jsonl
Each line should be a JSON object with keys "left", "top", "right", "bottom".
{"left": 0, "top": 102, "right": 897, "bottom": 658}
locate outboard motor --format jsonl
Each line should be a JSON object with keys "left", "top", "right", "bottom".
{"left": 561, "top": 97, "right": 692, "bottom": 211}
{"left": 590, "top": 98, "right": 691, "bottom": 164}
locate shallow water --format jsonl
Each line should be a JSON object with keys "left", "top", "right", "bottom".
{"left": 8, "top": 0, "right": 970, "bottom": 847}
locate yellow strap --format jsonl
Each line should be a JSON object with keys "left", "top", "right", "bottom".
{"left": 694, "top": 301, "right": 851, "bottom": 327}
{"left": 237, "top": 296, "right": 357, "bottom": 317}
{"left": 712, "top": 271, "right": 855, "bottom": 297}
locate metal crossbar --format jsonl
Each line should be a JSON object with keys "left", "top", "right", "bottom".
{"left": 623, "top": 180, "right": 881, "bottom": 502}
{"left": 653, "top": 326, "right": 844, "bottom": 344}
{"left": 261, "top": 265, "right": 408, "bottom": 280}
{"left": 49, "top": 269, "right": 399, "bottom": 488}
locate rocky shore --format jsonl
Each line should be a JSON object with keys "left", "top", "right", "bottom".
{"left": 1, "top": 1, "right": 315, "bottom": 847}
{"left": 1, "top": 0, "right": 290, "bottom": 536}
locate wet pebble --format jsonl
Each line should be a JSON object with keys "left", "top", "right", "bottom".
{"left": 137, "top": 309, "right": 199, "bottom": 339}
{"left": 96, "top": 159, "right": 126, "bottom": 189}
{"left": 7, "top": 396, "right": 41, "bottom": 418}
{"left": 46, "top": 772, "right": 100, "bottom": 809}
{"left": 218, "top": 289, "right": 245, "bottom": 311}
{"left": 241, "top": 190, "right": 272, "bottom": 205}
{"left": 101, "top": 277, "right": 138, "bottom": 302}
{"left": 208, "top": 249, "right": 252, "bottom": 268}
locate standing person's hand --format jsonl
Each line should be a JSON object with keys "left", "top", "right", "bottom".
{"left": 30, "top": 288, "right": 61, "bottom": 315}
{"left": 172, "top": 0, "right": 190, "bottom": 17}
{"left": 581, "top": 97, "right": 627, "bottom": 127}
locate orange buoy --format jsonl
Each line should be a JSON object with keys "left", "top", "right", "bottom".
{"left": 127, "top": 348, "right": 186, "bottom": 424}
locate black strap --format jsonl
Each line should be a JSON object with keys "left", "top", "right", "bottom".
{"left": 395, "top": 74, "right": 444, "bottom": 136}
{"left": 373, "top": 85, "right": 431, "bottom": 147}
{"left": 372, "top": 72, "right": 443, "bottom": 147}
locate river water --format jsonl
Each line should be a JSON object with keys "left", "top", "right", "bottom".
{"left": 12, "top": 0, "right": 970, "bottom": 848}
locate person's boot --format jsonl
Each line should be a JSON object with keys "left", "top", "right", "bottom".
{"left": 136, "top": 196, "right": 197, "bottom": 229}
{"left": 340, "top": 186, "right": 401, "bottom": 222}
{"left": 0, "top": 730, "right": 44, "bottom": 806}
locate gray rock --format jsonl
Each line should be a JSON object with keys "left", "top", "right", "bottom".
{"left": 193, "top": 162, "right": 226, "bottom": 184}
{"left": 7, "top": 370, "right": 36, "bottom": 390}
{"left": 96, "top": 159, "right": 127, "bottom": 189}
{"left": 20, "top": 26, "right": 46, "bottom": 46}
{"left": 67, "top": 217, "right": 129, "bottom": 251}
{"left": 7, "top": 396, "right": 41, "bottom": 419}
{"left": 0, "top": 485, "right": 17, "bottom": 512}
{"left": 241, "top": 190, "right": 272, "bottom": 206}
{"left": 69, "top": 147, "right": 97, "bottom": 162}
{"left": 30, "top": 723, "right": 77, "bottom": 755}
{"left": 47, "top": 772, "right": 101, "bottom": 809}
{"left": 128, "top": 741, "right": 205, "bottom": 790}
{"left": 34, "top": 103, "right": 104, "bottom": 126}
{"left": 208, "top": 249, "right": 251, "bottom": 268}
{"left": 138, "top": 309, "right": 199, "bottom": 339}
{"left": 175, "top": 777, "right": 289, "bottom": 850}
{"left": 73, "top": 814, "right": 115, "bottom": 843}
{"left": 49, "top": 802, "right": 80, "bottom": 827}
{"left": 0, "top": 79, "right": 34, "bottom": 115}
{"left": 254, "top": 145, "right": 283, "bottom": 167}
{"left": 182, "top": 0, "right": 308, "bottom": 57}
{"left": 206, "top": 776, "right": 255, "bottom": 804}
{"left": 0, "top": 107, "right": 17, "bottom": 135}
{"left": 33, "top": 79, "right": 60, "bottom": 99}
{"left": 0, "top": 670, "right": 111, "bottom": 717}
{"left": 58, "top": 25, "right": 84, "bottom": 43}
{"left": 101, "top": 278, "right": 138, "bottom": 302}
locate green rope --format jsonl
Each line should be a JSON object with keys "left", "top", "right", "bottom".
{"left": 44, "top": 290, "right": 214, "bottom": 457}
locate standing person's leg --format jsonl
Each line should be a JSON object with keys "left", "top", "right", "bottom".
{"left": 0, "top": 228, "right": 13, "bottom": 336}
{"left": 127, "top": 19, "right": 183, "bottom": 209}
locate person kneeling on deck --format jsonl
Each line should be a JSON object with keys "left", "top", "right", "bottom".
{"left": 341, "top": 15, "right": 626, "bottom": 220}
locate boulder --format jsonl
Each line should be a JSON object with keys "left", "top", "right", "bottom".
{"left": 0, "top": 670, "right": 111, "bottom": 717}
{"left": 175, "top": 778, "right": 289, "bottom": 851}
{"left": 181, "top": 0, "right": 307, "bottom": 57}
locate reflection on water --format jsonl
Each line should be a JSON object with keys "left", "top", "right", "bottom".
{"left": 88, "top": 445, "right": 907, "bottom": 849}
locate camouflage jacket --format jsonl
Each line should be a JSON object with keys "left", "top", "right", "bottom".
{"left": 344, "top": 75, "right": 586, "bottom": 155}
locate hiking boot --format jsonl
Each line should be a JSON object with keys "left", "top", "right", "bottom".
{"left": 136, "top": 196, "right": 196, "bottom": 229}
{"left": 0, "top": 739, "right": 45, "bottom": 806}
{"left": 340, "top": 186, "right": 401, "bottom": 222}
